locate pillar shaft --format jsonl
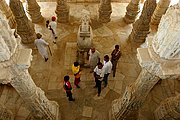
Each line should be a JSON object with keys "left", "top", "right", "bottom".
{"left": 129, "top": 0, "right": 156, "bottom": 43}
{"left": 112, "top": 69, "right": 160, "bottom": 119}
{"left": 98, "top": 0, "right": 112, "bottom": 23}
{"left": 151, "top": 0, "right": 171, "bottom": 29}
{"left": 123, "top": 0, "right": 141, "bottom": 24}
{"left": 0, "top": 0, "right": 16, "bottom": 28}
{"left": 55, "top": 0, "right": 69, "bottom": 23}
{"left": 10, "top": 0, "right": 36, "bottom": 44}
{"left": 26, "top": 0, "right": 44, "bottom": 23}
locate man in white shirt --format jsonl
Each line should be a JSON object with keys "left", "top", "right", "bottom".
{"left": 34, "top": 33, "right": 49, "bottom": 62}
{"left": 88, "top": 47, "right": 100, "bottom": 73}
{"left": 93, "top": 62, "right": 104, "bottom": 96}
{"left": 49, "top": 16, "right": 57, "bottom": 44}
{"left": 103, "top": 55, "right": 112, "bottom": 87}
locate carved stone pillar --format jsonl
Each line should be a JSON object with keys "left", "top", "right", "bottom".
{"left": 0, "top": 0, "right": 16, "bottom": 29}
{"left": 55, "top": 0, "right": 69, "bottom": 23}
{"left": 0, "top": 12, "right": 60, "bottom": 120}
{"left": 151, "top": 0, "right": 171, "bottom": 30}
{"left": 10, "top": 0, "right": 36, "bottom": 44}
{"left": 154, "top": 94, "right": 180, "bottom": 120}
{"left": 111, "top": 2, "right": 180, "bottom": 119}
{"left": 0, "top": 104, "right": 14, "bottom": 120}
{"left": 98, "top": 0, "right": 112, "bottom": 23}
{"left": 10, "top": 51, "right": 59, "bottom": 119}
{"left": 25, "top": 0, "right": 44, "bottom": 23}
{"left": 123, "top": 0, "right": 141, "bottom": 24}
{"left": 129, "top": 0, "right": 156, "bottom": 43}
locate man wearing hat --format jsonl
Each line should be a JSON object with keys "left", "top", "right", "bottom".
{"left": 34, "top": 33, "right": 49, "bottom": 62}
{"left": 49, "top": 16, "right": 57, "bottom": 44}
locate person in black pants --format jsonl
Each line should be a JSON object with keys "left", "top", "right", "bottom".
{"left": 93, "top": 62, "right": 105, "bottom": 97}
{"left": 63, "top": 76, "right": 75, "bottom": 101}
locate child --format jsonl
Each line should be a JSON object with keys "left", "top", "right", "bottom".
{"left": 63, "top": 76, "right": 75, "bottom": 101}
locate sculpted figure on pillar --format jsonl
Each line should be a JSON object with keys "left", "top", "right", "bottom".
{"left": 98, "top": 0, "right": 112, "bottom": 23}
{"left": 10, "top": 0, "right": 36, "bottom": 44}
{"left": 129, "top": 0, "right": 157, "bottom": 43}
{"left": 151, "top": 0, "right": 171, "bottom": 30}
{"left": 123, "top": 0, "right": 141, "bottom": 24}
{"left": 0, "top": 0, "right": 16, "bottom": 29}
{"left": 55, "top": 0, "right": 69, "bottom": 23}
{"left": 25, "top": 0, "right": 44, "bottom": 23}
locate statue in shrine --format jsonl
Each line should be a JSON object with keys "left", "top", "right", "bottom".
{"left": 77, "top": 9, "right": 93, "bottom": 65}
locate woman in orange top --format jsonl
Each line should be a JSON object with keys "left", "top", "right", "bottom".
{"left": 72, "top": 62, "right": 81, "bottom": 88}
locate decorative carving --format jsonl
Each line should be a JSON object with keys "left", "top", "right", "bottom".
{"left": 123, "top": 0, "right": 141, "bottom": 24}
{"left": 152, "top": 3, "right": 180, "bottom": 60}
{"left": 10, "top": 0, "right": 36, "bottom": 44}
{"left": 55, "top": 0, "right": 69, "bottom": 23}
{"left": 25, "top": 0, "right": 44, "bottom": 23}
{"left": 0, "top": 104, "right": 14, "bottom": 120}
{"left": 112, "top": 69, "right": 160, "bottom": 119}
{"left": 0, "top": 12, "right": 17, "bottom": 61}
{"left": 154, "top": 94, "right": 180, "bottom": 120}
{"left": 98, "top": 0, "right": 112, "bottom": 23}
{"left": 129, "top": 0, "right": 156, "bottom": 43}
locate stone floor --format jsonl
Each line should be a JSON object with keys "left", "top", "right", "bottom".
{"left": 0, "top": 2, "right": 179, "bottom": 120}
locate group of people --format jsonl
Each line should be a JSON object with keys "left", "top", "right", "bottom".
{"left": 64, "top": 45, "right": 121, "bottom": 101}
{"left": 35, "top": 16, "right": 58, "bottom": 62}
{"left": 34, "top": 16, "right": 122, "bottom": 101}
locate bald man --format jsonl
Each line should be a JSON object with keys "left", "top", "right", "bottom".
{"left": 88, "top": 47, "right": 100, "bottom": 73}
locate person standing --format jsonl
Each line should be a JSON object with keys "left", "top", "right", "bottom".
{"left": 49, "top": 16, "right": 57, "bottom": 44}
{"left": 72, "top": 62, "right": 81, "bottom": 88}
{"left": 93, "top": 62, "right": 104, "bottom": 97}
{"left": 111, "top": 45, "right": 122, "bottom": 77}
{"left": 63, "top": 75, "right": 75, "bottom": 101}
{"left": 34, "top": 33, "right": 49, "bottom": 62}
{"left": 103, "top": 55, "right": 112, "bottom": 87}
{"left": 88, "top": 47, "right": 100, "bottom": 73}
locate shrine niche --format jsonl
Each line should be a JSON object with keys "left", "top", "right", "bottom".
{"left": 77, "top": 9, "right": 93, "bottom": 65}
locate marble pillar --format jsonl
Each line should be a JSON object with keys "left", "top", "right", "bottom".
{"left": 129, "top": 0, "right": 156, "bottom": 43}
{"left": 151, "top": 0, "right": 171, "bottom": 30}
{"left": 111, "top": 2, "right": 180, "bottom": 119}
{"left": 154, "top": 94, "right": 180, "bottom": 120}
{"left": 25, "top": 0, "right": 44, "bottom": 23}
{"left": 98, "top": 0, "right": 112, "bottom": 23}
{"left": 10, "top": 0, "right": 36, "bottom": 44}
{"left": 55, "top": 0, "right": 69, "bottom": 23}
{"left": 0, "top": 0, "right": 16, "bottom": 29}
{"left": 0, "top": 12, "right": 60, "bottom": 120}
{"left": 123, "top": 0, "right": 141, "bottom": 24}
{"left": 0, "top": 104, "right": 14, "bottom": 120}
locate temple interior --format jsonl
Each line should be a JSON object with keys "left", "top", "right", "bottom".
{"left": 0, "top": 0, "right": 180, "bottom": 120}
